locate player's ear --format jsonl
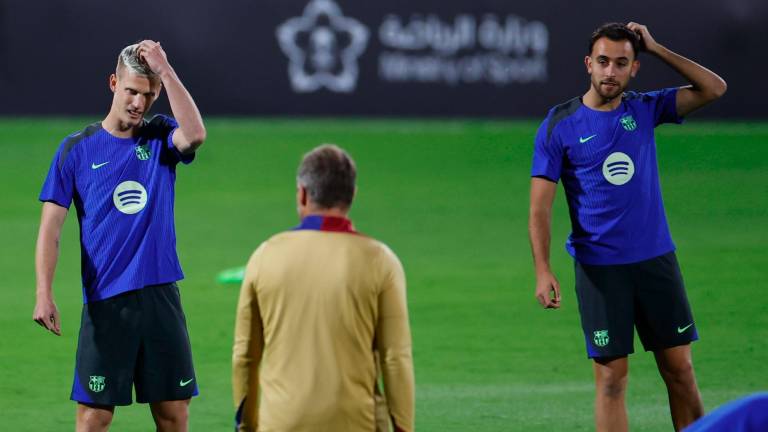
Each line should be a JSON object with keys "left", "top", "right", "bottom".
{"left": 297, "top": 184, "right": 308, "bottom": 207}
{"left": 109, "top": 74, "right": 118, "bottom": 92}
{"left": 631, "top": 59, "right": 640, "bottom": 78}
{"left": 584, "top": 55, "right": 592, "bottom": 74}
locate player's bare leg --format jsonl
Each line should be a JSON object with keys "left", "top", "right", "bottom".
{"left": 150, "top": 399, "right": 190, "bottom": 432}
{"left": 654, "top": 344, "right": 704, "bottom": 431}
{"left": 76, "top": 403, "right": 114, "bottom": 432}
{"left": 593, "top": 356, "right": 629, "bottom": 432}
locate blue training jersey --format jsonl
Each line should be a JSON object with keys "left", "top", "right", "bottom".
{"left": 531, "top": 88, "right": 682, "bottom": 265}
{"left": 39, "top": 114, "right": 193, "bottom": 303}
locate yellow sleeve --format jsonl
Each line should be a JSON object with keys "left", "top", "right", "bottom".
{"left": 233, "top": 244, "right": 266, "bottom": 432}
{"left": 376, "top": 248, "right": 415, "bottom": 432}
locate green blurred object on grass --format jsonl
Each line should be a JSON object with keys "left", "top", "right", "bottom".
{"left": 216, "top": 266, "right": 245, "bottom": 284}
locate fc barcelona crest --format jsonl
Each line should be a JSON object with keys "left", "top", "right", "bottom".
{"left": 619, "top": 115, "right": 637, "bottom": 131}
{"left": 89, "top": 375, "right": 106, "bottom": 393}
{"left": 135, "top": 144, "right": 151, "bottom": 161}
{"left": 593, "top": 330, "right": 610, "bottom": 347}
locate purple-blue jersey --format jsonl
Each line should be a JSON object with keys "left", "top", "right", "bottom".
{"left": 39, "top": 115, "right": 193, "bottom": 303}
{"left": 531, "top": 88, "right": 682, "bottom": 265}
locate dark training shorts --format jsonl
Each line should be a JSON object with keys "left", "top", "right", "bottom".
{"left": 574, "top": 251, "right": 698, "bottom": 359}
{"left": 71, "top": 283, "right": 198, "bottom": 406}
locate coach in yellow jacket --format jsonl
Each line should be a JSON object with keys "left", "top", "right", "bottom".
{"left": 233, "top": 144, "right": 415, "bottom": 432}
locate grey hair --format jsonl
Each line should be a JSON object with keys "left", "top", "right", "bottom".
{"left": 297, "top": 144, "right": 357, "bottom": 209}
{"left": 117, "top": 44, "right": 156, "bottom": 77}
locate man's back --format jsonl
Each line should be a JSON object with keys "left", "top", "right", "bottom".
{"left": 234, "top": 216, "right": 413, "bottom": 431}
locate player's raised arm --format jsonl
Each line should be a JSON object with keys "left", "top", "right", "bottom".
{"left": 137, "top": 40, "right": 206, "bottom": 155}
{"left": 33, "top": 202, "right": 68, "bottom": 336}
{"left": 529, "top": 177, "right": 561, "bottom": 309}
{"left": 627, "top": 22, "right": 727, "bottom": 118}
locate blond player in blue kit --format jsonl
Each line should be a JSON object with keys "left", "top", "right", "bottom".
{"left": 34, "top": 41, "right": 205, "bottom": 431}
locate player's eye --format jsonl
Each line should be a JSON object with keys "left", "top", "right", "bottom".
{"left": 126, "top": 89, "right": 138, "bottom": 96}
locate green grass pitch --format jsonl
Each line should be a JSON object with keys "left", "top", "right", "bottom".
{"left": 0, "top": 118, "right": 766, "bottom": 431}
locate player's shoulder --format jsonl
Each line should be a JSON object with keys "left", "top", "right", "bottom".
{"left": 623, "top": 88, "right": 675, "bottom": 104}
{"left": 142, "top": 114, "right": 178, "bottom": 138}
{"left": 56, "top": 122, "right": 102, "bottom": 167}
{"left": 541, "top": 96, "right": 582, "bottom": 141}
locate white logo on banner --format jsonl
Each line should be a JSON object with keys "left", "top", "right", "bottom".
{"left": 277, "top": 0, "right": 369, "bottom": 93}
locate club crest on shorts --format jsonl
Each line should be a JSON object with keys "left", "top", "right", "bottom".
{"left": 619, "top": 115, "right": 637, "bottom": 131}
{"left": 135, "top": 143, "right": 151, "bottom": 161}
{"left": 593, "top": 330, "right": 610, "bottom": 347}
{"left": 89, "top": 375, "right": 106, "bottom": 392}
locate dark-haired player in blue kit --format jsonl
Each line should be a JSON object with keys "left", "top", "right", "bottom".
{"left": 528, "top": 22, "right": 726, "bottom": 432}
{"left": 33, "top": 40, "right": 206, "bottom": 431}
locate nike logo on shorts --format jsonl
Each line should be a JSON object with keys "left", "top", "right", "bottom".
{"left": 677, "top": 323, "right": 694, "bottom": 334}
{"left": 179, "top": 378, "right": 194, "bottom": 386}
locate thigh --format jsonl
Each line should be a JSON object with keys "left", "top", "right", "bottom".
{"left": 633, "top": 252, "right": 698, "bottom": 352}
{"left": 71, "top": 292, "right": 142, "bottom": 406}
{"left": 135, "top": 283, "right": 198, "bottom": 404}
{"left": 575, "top": 260, "right": 636, "bottom": 359}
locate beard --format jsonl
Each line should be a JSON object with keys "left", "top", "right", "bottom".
{"left": 592, "top": 77, "right": 628, "bottom": 101}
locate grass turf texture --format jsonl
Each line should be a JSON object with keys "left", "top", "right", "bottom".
{"left": 1, "top": 118, "right": 766, "bottom": 431}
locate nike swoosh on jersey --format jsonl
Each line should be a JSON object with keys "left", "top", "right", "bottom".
{"left": 179, "top": 378, "right": 194, "bottom": 387}
{"left": 579, "top": 134, "right": 597, "bottom": 144}
{"left": 677, "top": 323, "right": 694, "bottom": 333}
{"left": 91, "top": 162, "right": 110, "bottom": 169}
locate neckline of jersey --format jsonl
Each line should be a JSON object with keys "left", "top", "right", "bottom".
{"left": 578, "top": 96, "right": 628, "bottom": 116}
{"left": 98, "top": 121, "right": 145, "bottom": 143}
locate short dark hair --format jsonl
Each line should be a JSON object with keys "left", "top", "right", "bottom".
{"left": 588, "top": 22, "right": 642, "bottom": 57}
{"left": 297, "top": 144, "right": 356, "bottom": 209}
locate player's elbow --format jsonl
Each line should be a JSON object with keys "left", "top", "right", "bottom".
{"left": 712, "top": 77, "right": 727, "bottom": 99}
{"left": 187, "top": 128, "right": 207, "bottom": 151}
{"left": 703, "top": 77, "right": 727, "bottom": 102}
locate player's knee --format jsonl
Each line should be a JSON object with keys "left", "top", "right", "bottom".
{"left": 598, "top": 376, "right": 627, "bottom": 399}
{"left": 660, "top": 357, "right": 695, "bottom": 385}
{"left": 77, "top": 405, "right": 113, "bottom": 431}
{"left": 153, "top": 403, "right": 189, "bottom": 430}
{"left": 595, "top": 364, "right": 628, "bottom": 398}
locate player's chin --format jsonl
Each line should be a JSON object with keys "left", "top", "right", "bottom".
{"left": 125, "top": 112, "right": 144, "bottom": 126}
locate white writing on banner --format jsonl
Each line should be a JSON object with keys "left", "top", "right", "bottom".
{"left": 378, "top": 14, "right": 548, "bottom": 86}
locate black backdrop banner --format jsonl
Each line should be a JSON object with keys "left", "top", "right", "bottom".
{"left": 1, "top": 0, "right": 765, "bottom": 118}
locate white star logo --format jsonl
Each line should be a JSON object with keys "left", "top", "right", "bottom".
{"left": 276, "top": 0, "right": 369, "bottom": 93}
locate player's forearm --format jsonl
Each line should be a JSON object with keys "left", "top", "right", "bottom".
{"left": 35, "top": 225, "right": 61, "bottom": 298}
{"left": 159, "top": 68, "right": 206, "bottom": 153}
{"left": 650, "top": 44, "right": 727, "bottom": 100}
{"left": 232, "top": 344, "right": 261, "bottom": 431}
{"left": 380, "top": 345, "right": 415, "bottom": 432}
{"left": 529, "top": 208, "right": 553, "bottom": 275}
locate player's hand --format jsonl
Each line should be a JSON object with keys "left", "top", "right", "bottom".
{"left": 137, "top": 40, "right": 172, "bottom": 76}
{"left": 33, "top": 296, "right": 61, "bottom": 336}
{"left": 626, "top": 22, "right": 659, "bottom": 54}
{"left": 535, "top": 271, "right": 561, "bottom": 309}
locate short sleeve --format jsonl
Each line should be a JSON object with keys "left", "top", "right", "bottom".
{"left": 153, "top": 114, "right": 195, "bottom": 165}
{"left": 39, "top": 139, "right": 76, "bottom": 208}
{"left": 530, "top": 116, "right": 564, "bottom": 183}
{"left": 646, "top": 87, "right": 683, "bottom": 126}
